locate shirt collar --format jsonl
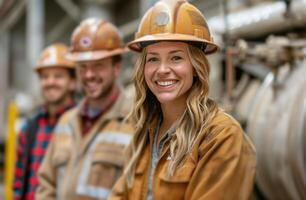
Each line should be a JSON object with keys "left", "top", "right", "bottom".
{"left": 40, "top": 98, "right": 75, "bottom": 120}
{"left": 80, "top": 88, "right": 120, "bottom": 119}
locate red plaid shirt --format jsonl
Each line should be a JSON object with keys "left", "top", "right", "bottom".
{"left": 13, "top": 100, "right": 75, "bottom": 200}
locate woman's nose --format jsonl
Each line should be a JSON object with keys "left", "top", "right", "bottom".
{"left": 156, "top": 61, "right": 171, "bottom": 75}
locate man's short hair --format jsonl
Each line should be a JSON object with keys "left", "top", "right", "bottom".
{"left": 112, "top": 55, "right": 122, "bottom": 65}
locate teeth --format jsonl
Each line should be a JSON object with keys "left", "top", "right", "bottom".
{"left": 86, "top": 81, "right": 98, "bottom": 87}
{"left": 157, "top": 81, "right": 176, "bottom": 86}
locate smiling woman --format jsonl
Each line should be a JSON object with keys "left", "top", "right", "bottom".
{"left": 109, "top": 0, "right": 257, "bottom": 200}
{"left": 144, "top": 42, "right": 194, "bottom": 105}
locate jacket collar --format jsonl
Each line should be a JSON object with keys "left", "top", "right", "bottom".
{"left": 76, "top": 86, "right": 131, "bottom": 121}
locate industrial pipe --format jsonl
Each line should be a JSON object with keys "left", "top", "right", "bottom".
{"left": 208, "top": 0, "right": 306, "bottom": 38}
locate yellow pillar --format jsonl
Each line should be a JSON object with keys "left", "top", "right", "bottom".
{"left": 5, "top": 102, "right": 19, "bottom": 200}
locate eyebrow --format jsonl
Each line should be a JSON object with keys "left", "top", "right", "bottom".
{"left": 169, "top": 50, "right": 184, "bottom": 54}
{"left": 147, "top": 50, "right": 184, "bottom": 55}
{"left": 147, "top": 52, "right": 159, "bottom": 56}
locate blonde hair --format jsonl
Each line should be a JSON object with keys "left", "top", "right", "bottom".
{"left": 125, "top": 44, "right": 219, "bottom": 187}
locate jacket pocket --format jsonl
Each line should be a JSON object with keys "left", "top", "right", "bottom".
{"left": 156, "top": 157, "right": 196, "bottom": 199}
{"left": 92, "top": 144, "right": 125, "bottom": 166}
{"left": 159, "top": 161, "right": 195, "bottom": 183}
{"left": 86, "top": 144, "right": 125, "bottom": 189}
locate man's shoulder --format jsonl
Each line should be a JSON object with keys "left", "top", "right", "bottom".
{"left": 18, "top": 106, "right": 44, "bottom": 137}
{"left": 57, "top": 106, "right": 79, "bottom": 123}
{"left": 52, "top": 107, "right": 79, "bottom": 136}
{"left": 111, "top": 90, "right": 133, "bottom": 117}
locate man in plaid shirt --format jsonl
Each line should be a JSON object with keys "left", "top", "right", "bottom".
{"left": 13, "top": 43, "right": 76, "bottom": 200}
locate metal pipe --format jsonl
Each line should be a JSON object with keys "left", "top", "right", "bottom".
{"left": 0, "top": 0, "right": 26, "bottom": 32}
{"left": 46, "top": 16, "right": 74, "bottom": 44}
{"left": 26, "top": 0, "right": 44, "bottom": 94}
{"left": 140, "top": 0, "right": 158, "bottom": 15}
{"left": 81, "top": 1, "right": 112, "bottom": 21}
{"left": 0, "top": 32, "right": 9, "bottom": 141}
{"left": 247, "top": 62, "right": 306, "bottom": 199}
{"left": 225, "top": 48, "right": 236, "bottom": 99}
{"left": 55, "top": 0, "right": 81, "bottom": 21}
{"left": 208, "top": 0, "right": 306, "bottom": 38}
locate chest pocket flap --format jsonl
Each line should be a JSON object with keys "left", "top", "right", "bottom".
{"left": 159, "top": 158, "right": 196, "bottom": 183}
{"left": 92, "top": 143, "right": 125, "bottom": 167}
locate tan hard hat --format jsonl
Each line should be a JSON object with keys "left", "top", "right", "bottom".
{"left": 67, "top": 18, "right": 126, "bottom": 62}
{"left": 128, "top": 0, "right": 219, "bottom": 54}
{"left": 35, "top": 43, "right": 75, "bottom": 72}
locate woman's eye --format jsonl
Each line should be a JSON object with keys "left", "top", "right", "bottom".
{"left": 147, "top": 57, "right": 158, "bottom": 62}
{"left": 172, "top": 56, "right": 182, "bottom": 61}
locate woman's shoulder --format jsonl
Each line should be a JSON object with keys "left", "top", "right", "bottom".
{"left": 196, "top": 108, "right": 256, "bottom": 157}
{"left": 199, "top": 109, "right": 244, "bottom": 145}
{"left": 211, "top": 109, "right": 241, "bottom": 128}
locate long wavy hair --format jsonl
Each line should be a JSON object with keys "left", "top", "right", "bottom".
{"left": 124, "top": 43, "right": 219, "bottom": 187}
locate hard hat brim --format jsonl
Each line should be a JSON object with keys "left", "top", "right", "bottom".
{"left": 66, "top": 47, "right": 129, "bottom": 62}
{"left": 128, "top": 33, "right": 219, "bottom": 54}
{"left": 34, "top": 64, "right": 75, "bottom": 72}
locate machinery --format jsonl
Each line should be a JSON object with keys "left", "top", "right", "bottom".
{"left": 205, "top": 0, "right": 306, "bottom": 198}
{"left": 229, "top": 37, "right": 306, "bottom": 199}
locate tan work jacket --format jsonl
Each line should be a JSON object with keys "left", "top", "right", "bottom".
{"left": 110, "top": 110, "right": 256, "bottom": 200}
{"left": 36, "top": 92, "right": 134, "bottom": 200}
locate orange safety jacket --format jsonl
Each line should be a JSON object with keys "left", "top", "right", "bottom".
{"left": 109, "top": 110, "right": 256, "bottom": 200}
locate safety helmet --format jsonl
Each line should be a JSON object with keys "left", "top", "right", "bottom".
{"left": 67, "top": 18, "right": 126, "bottom": 62}
{"left": 128, "top": 0, "right": 219, "bottom": 54}
{"left": 35, "top": 43, "right": 75, "bottom": 72}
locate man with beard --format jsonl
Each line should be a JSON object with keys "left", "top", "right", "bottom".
{"left": 36, "top": 18, "right": 134, "bottom": 200}
{"left": 13, "top": 43, "right": 76, "bottom": 200}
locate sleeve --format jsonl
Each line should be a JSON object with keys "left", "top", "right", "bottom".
{"left": 13, "top": 123, "right": 28, "bottom": 200}
{"left": 35, "top": 135, "right": 57, "bottom": 200}
{"left": 186, "top": 125, "right": 257, "bottom": 200}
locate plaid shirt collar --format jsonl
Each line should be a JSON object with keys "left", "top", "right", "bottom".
{"left": 40, "top": 98, "right": 75, "bottom": 123}
{"left": 80, "top": 87, "right": 120, "bottom": 120}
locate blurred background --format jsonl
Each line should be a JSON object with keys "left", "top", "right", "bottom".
{"left": 0, "top": 0, "right": 305, "bottom": 199}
